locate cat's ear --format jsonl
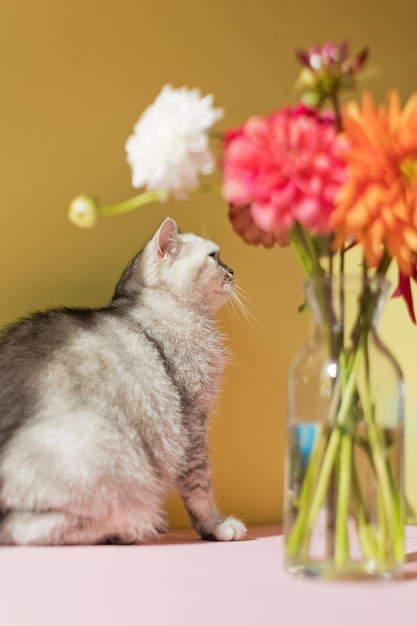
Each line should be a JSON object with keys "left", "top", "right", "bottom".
{"left": 155, "top": 217, "right": 179, "bottom": 259}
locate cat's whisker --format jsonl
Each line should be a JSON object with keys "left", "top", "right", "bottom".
{"left": 225, "top": 282, "right": 259, "bottom": 326}
{"left": 233, "top": 283, "right": 256, "bottom": 308}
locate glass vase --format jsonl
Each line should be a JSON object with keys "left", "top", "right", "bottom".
{"left": 284, "top": 273, "right": 405, "bottom": 579}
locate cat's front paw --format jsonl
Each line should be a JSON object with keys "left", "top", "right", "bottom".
{"left": 203, "top": 516, "right": 247, "bottom": 541}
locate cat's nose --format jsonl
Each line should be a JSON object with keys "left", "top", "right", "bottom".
{"left": 219, "top": 259, "right": 233, "bottom": 276}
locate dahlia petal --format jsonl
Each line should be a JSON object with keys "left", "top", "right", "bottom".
{"left": 388, "top": 90, "right": 401, "bottom": 126}
{"left": 228, "top": 204, "right": 280, "bottom": 248}
{"left": 403, "top": 226, "right": 417, "bottom": 251}
{"left": 270, "top": 181, "right": 297, "bottom": 209}
{"left": 396, "top": 247, "right": 413, "bottom": 276}
{"left": 399, "top": 92, "right": 417, "bottom": 130}
{"left": 251, "top": 200, "right": 293, "bottom": 233}
{"left": 345, "top": 203, "right": 369, "bottom": 229}
{"left": 222, "top": 105, "right": 345, "bottom": 238}
{"left": 334, "top": 89, "right": 417, "bottom": 270}
{"left": 294, "top": 197, "right": 323, "bottom": 230}
{"left": 222, "top": 178, "right": 252, "bottom": 207}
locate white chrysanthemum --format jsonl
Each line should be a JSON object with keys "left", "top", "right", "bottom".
{"left": 125, "top": 85, "right": 223, "bottom": 196}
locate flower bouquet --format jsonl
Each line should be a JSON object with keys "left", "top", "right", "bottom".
{"left": 69, "top": 40, "right": 417, "bottom": 578}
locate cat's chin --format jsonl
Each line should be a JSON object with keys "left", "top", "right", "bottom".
{"left": 218, "top": 282, "right": 234, "bottom": 302}
{"left": 214, "top": 289, "right": 231, "bottom": 304}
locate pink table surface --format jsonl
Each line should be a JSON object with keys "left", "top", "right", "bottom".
{"left": 1, "top": 524, "right": 417, "bottom": 626}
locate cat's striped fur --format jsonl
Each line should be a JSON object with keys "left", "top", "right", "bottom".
{"left": 0, "top": 217, "right": 246, "bottom": 544}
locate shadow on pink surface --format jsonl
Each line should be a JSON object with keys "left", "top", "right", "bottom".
{"left": 148, "top": 523, "right": 281, "bottom": 546}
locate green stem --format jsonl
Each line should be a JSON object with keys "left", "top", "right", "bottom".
{"left": 338, "top": 248, "right": 346, "bottom": 348}
{"left": 97, "top": 182, "right": 221, "bottom": 218}
{"left": 387, "top": 459, "right": 405, "bottom": 560}
{"left": 289, "top": 223, "right": 325, "bottom": 278}
{"left": 376, "top": 251, "right": 392, "bottom": 277}
{"left": 285, "top": 427, "right": 328, "bottom": 557}
{"left": 332, "top": 345, "right": 364, "bottom": 426}
{"left": 377, "top": 486, "right": 388, "bottom": 561}
{"left": 335, "top": 432, "right": 352, "bottom": 565}
{"left": 329, "top": 89, "right": 343, "bottom": 132}
{"left": 98, "top": 190, "right": 165, "bottom": 216}
{"left": 366, "top": 423, "right": 398, "bottom": 553}
{"left": 289, "top": 230, "right": 314, "bottom": 277}
{"left": 304, "top": 428, "right": 341, "bottom": 536}
{"left": 351, "top": 456, "right": 379, "bottom": 560}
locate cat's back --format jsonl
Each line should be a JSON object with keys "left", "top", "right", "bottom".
{"left": 0, "top": 306, "right": 184, "bottom": 448}
{"left": 0, "top": 305, "right": 189, "bottom": 497}
{"left": 0, "top": 305, "right": 167, "bottom": 371}
{"left": 0, "top": 309, "right": 100, "bottom": 430}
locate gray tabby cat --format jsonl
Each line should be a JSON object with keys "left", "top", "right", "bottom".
{"left": 0, "top": 217, "right": 246, "bottom": 545}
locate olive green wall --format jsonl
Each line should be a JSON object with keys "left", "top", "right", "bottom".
{"left": 1, "top": 0, "right": 417, "bottom": 526}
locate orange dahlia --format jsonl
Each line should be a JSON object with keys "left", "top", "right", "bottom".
{"left": 331, "top": 90, "right": 417, "bottom": 276}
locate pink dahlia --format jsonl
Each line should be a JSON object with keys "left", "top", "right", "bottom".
{"left": 222, "top": 105, "right": 347, "bottom": 240}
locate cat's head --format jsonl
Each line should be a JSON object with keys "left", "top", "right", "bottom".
{"left": 140, "top": 217, "right": 234, "bottom": 314}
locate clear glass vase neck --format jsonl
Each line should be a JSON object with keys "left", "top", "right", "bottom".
{"left": 304, "top": 273, "right": 390, "bottom": 339}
